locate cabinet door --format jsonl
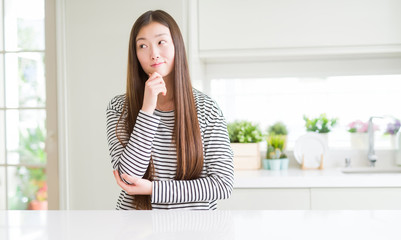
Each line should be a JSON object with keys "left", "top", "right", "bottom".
{"left": 218, "top": 188, "right": 310, "bottom": 210}
{"left": 311, "top": 188, "right": 401, "bottom": 210}
{"left": 198, "top": 0, "right": 401, "bottom": 52}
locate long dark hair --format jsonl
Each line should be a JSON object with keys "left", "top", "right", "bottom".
{"left": 116, "top": 10, "right": 204, "bottom": 210}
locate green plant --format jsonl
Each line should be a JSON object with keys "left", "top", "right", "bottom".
{"left": 267, "top": 122, "right": 288, "bottom": 136}
{"left": 266, "top": 135, "right": 287, "bottom": 159}
{"left": 10, "top": 125, "right": 47, "bottom": 209}
{"left": 19, "top": 126, "right": 46, "bottom": 164}
{"left": 227, "top": 120, "right": 263, "bottom": 143}
{"left": 16, "top": 167, "right": 46, "bottom": 201}
{"left": 303, "top": 113, "right": 338, "bottom": 133}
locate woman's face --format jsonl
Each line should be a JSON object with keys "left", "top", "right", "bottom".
{"left": 136, "top": 22, "right": 175, "bottom": 78}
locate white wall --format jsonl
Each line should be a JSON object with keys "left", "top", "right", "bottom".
{"left": 59, "top": 0, "right": 401, "bottom": 209}
{"left": 61, "top": 0, "right": 188, "bottom": 209}
{"left": 199, "top": 0, "right": 401, "bottom": 51}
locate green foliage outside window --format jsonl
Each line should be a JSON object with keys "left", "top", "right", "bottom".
{"left": 9, "top": 125, "right": 47, "bottom": 210}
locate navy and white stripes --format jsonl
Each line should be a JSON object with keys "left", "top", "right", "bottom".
{"left": 106, "top": 89, "right": 234, "bottom": 210}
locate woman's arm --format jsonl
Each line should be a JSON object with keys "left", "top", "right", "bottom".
{"left": 151, "top": 110, "right": 234, "bottom": 203}
{"left": 106, "top": 96, "right": 160, "bottom": 177}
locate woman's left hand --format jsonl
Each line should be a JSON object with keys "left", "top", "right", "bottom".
{"left": 113, "top": 170, "right": 152, "bottom": 195}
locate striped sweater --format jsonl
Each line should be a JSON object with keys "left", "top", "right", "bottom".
{"left": 106, "top": 89, "right": 234, "bottom": 210}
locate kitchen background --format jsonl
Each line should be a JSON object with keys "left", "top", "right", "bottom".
{"left": 0, "top": 0, "right": 400, "bottom": 210}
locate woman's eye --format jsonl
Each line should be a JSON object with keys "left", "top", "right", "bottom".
{"left": 159, "top": 40, "right": 167, "bottom": 45}
{"left": 138, "top": 44, "right": 147, "bottom": 49}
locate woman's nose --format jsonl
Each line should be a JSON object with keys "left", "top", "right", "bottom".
{"left": 151, "top": 48, "right": 160, "bottom": 60}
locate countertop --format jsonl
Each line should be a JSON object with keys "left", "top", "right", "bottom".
{"left": 1, "top": 210, "right": 400, "bottom": 240}
{"left": 233, "top": 168, "right": 401, "bottom": 188}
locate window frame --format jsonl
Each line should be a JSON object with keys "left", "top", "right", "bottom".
{"left": 0, "top": 0, "right": 59, "bottom": 210}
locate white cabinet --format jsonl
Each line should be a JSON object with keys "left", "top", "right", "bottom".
{"left": 219, "top": 187, "right": 401, "bottom": 210}
{"left": 311, "top": 188, "right": 401, "bottom": 210}
{"left": 198, "top": 0, "right": 401, "bottom": 59}
{"left": 218, "top": 188, "right": 310, "bottom": 210}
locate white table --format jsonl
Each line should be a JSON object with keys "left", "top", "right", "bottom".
{"left": 1, "top": 210, "right": 400, "bottom": 240}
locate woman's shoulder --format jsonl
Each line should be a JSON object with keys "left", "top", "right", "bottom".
{"left": 107, "top": 94, "right": 126, "bottom": 112}
{"left": 193, "top": 88, "right": 215, "bottom": 109}
{"left": 192, "top": 88, "right": 223, "bottom": 121}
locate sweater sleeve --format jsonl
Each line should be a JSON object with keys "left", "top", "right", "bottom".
{"left": 151, "top": 102, "right": 234, "bottom": 203}
{"left": 106, "top": 96, "right": 161, "bottom": 177}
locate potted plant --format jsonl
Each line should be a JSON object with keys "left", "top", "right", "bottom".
{"left": 384, "top": 118, "right": 400, "bottom": 149}
{"left": 267, "top": 121, "right": 288, "bottom": 136}
{"left": 29, "top": 182, "right": 48, "bottom": 210}
{"left": 263, "top": 135, "right": 288, "bottom": 170}
{"left": 303, "top": 113, "right": 337, "bottom": 133}
{"left": 267, "top": 121, "right": 288, "bottom": 150}
{"left": 303, "top": 113, "right": 337, "bottom": 144}
{"left": 227, "top": 120, "right": 263, "bottom": 170}
{"left": 10, "top": 167, "right": 48, "bottom": 210}
{"left": 347, "top": 120, "right": 369, "bottom": 149}
{"left": 10, "top": 126, "right": 48, "bottom": 210}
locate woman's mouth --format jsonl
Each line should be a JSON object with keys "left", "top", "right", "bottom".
{"left": 151, "top": 62, "right": 165, "bottom": 67}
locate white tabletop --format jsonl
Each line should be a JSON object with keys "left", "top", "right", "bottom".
{"left": 233, "top": 168, "right": 401, "bottom": 188}
{"left": 1, "top": 210, "right": 400, "bottom": 240}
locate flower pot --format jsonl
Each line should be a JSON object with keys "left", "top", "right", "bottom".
{"left": 390, "top": 135, "right": 397, "bottom": 149}
{"left": 269, "top": 159, "right": 281, "bottom": 171}
{"left": 231, "top": 143, "right": 261, "bottom": 170}
{"left": 280, "top": 158, "right": 289, "bottom": 170}
{"left": 396, "top": 133, "right": 401, "bottom": 166}
{"left": 28, "top": 200, "right": 48, "bottom": 210}
{"left": 350, "top": 133, "right": 368, "bottom": 149}
{"left": 319, "top": 133, "right": 329, "bottom": 146}
{"left": 262, "top": 159, "right": 270, "bottom": 170}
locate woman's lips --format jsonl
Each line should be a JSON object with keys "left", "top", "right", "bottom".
{"left": 151, "top": 62, "right": 165, "bottom": 67}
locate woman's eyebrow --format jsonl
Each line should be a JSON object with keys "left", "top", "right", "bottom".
{"left": 136, "top": 33, "right": 169, "bottom": 42}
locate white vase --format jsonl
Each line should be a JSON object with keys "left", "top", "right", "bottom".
{"left": 390, "top": 135, "right": 397, "bottom": 149}
{"left": 319, "top": 133, "right": 329, "bottom": 147}
{"left": 398, "top": 133, "right": 401, "bottom": 150}
{"left": 350, "top": 133, "right": 368, "bottom": 149}
{"left": 396, "top": 133, "right": 401, "bottom": 166}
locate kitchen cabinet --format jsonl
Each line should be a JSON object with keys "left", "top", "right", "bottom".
{"left": 218, "top": 169, "right": 401, "bottom": 210}
{"left": 218, "top": 188, "right": 310, "bottom": 210}
{"left": 218, "top": 187, "right": 401, "bottom": 210}
{"left": 311, "top": 188, "right": 401, "bottom": 210}
{"left": 198, "top": 0, "right": 401, "bottom": 60}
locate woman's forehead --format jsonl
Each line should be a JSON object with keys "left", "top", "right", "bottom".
{"left": 136, "top": 22, "right": 171, "bottom": 41}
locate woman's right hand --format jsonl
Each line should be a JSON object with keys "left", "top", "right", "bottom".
{"left": 141, "top": 72, "right": 167, "bottom": 114}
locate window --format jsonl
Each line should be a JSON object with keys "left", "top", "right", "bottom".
{"left": 0, "top": 0, "right": 56, "bottom": 210}
{"left": 210, "top": 75, "right": 401, "bottom": 149}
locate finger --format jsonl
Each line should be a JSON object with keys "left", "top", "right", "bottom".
{"left": 114, "top": 171, "right": 133, "bottom": 193}
{"left": 150, "top": 84, "right": 166, "bottom": 97}
{"left": 146, "top": 76, "right": 164, "bottom": 86}
{"left": 114, "top": 171, "right": 131, "bottom": 187}
{"left": 113, "top": 170, "right": 125, "bottom": 185}
{"left": 148, "top": 72, "right": 161, "bottom": 81}
{"left": 113, "top": 170, "right": 119, "bottom": 181}
{"left": 156, "top": 86, "right": 167, "bottom": 96}
{"left": 121, "top": 173, "right": 140, "bottom": 185}
{"left": 146, "top": 79, "right": 165, "bottom": 89}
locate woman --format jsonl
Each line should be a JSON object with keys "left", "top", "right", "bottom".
{"left": 106, "top": 10, "right": 234, "bottom": 210}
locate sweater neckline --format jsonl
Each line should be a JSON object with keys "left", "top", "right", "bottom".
{"left": 154, "top": 108, "right": 175, "bottom": 117}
